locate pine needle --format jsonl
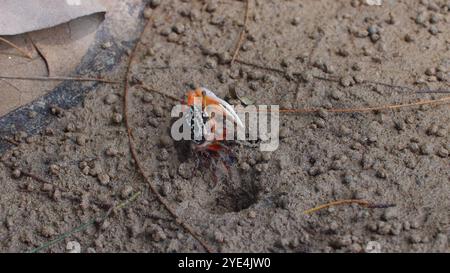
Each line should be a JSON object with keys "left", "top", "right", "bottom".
{"left": 28, "top": 192, "right": 141, "bottom": 253}
{"left": 0, "top": 75, "right": 121, "bottom": 84}
{"left": 304, "top": 199, "right": 395, "bottom": 215}
{"left": 230, "top": 0, "right": 250, "bottom": 65}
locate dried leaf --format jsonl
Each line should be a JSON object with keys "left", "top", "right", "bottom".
{"left": 0, "top": 0, "right": 106, "bottom": 36}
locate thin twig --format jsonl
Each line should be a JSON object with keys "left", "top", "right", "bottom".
{"left": 20, "top": 169, "right": 54, "bottom": 185}
{"left": 230, "top": 0, "right": 250, "bottom": 65}
{"left": 28, "top": 192, "right": 142, "bottom": 253}
{"left": 28, "top": 34, "right": 51, "bottom": 76}
{"left": 0, "top": 37, "right": 32, "bottom": 59}
{"left": 1, "top": 160, "right": 64, "bottom": 190}
{"left": 235, "top": 59, "right": 450, "bottom": 94}
{"left": 139, "top": 84, "right": 182, "bottom": 102}
{"left": 123, "top": 16, "right": 214, "bottom": 252}
{"left": 304, "top": 199, "right": 396, "bottom": 215}
{"left": 0, "top": 75, "right": 121, "bottom": 84}
{"left": 279, "top": 95, "right": 450, "bottom": 114}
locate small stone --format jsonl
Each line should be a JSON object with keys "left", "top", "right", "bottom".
{"left": 376, "top": 169, "right": 388, "bottom": 179}
{"left": 160, "top": 184, "right": 171, "bottom": 197}
{"left": 160, "top": 27, "right": 172, "bottom": 36}
{"left": 173, "top": 23, "right": 185, "bottom": 34}
{"left": 352, "top": 62, "right": 363, "bottom": 71}
{"left": 420, "top": 143, "right": 433, "bottom": 155}
{"left": 411, "top": 219, "right": 421, "bottom": 229}
{"left": 337, "top": 47, "right": 350, "bottom": 57}
{"left": 409, "top": 234, "right": 422, "bottom": 244}
{"left": 381, "top": 207, "right": 398, "bottom": 221}
{"left": 142, "top": 93, "right": 153, "bottom": 103}
{"left": 101, "top": 42, "right": 112, "bottom": 49}
{"left": 218, "top": 51, "right": 231, "bottom": 64}
{"left": 147, "top": 224, "right": 167, "bottom": 242}
{"left": 377, "top": 222, "right": 391, "bottom": 235}
{"left": 178, "top": 163, "right": 193, "bottom": 179}
{"left": 105, "top": 147, "right": 119, "bottom": 157}
{"left": 343, "top": 173, "right": 357, "bottom": 184}
{"left": 429, "top": 25, "right": 439, "bottom": 35}
{"left": 390, "top": 223, "right": 402, "bottom": 236}
{"left": 300, "top": 71, "right": 314, "bottom": 82}
{"left": 404, "top": 34, "right": 415, "bottom": 43}
{"left": 248, "top": 210, "right": 256, "bottom": 219}
{"left": 81, "top": 166, "right": 90, "bottom": 175}
{"left": 240, "top": 162, "right": 251, "bottom": 171}
{"left": 367, "top": 222, "right": 378, "bottom": 232}
{"left": 153, "top": 105, "right": 164, "bottom": 117}
{"left": 28, "top": 111, "right": 38, "bottom": 119}
{"left": 427, "top": 2, "right": 440, "bottom": 11}
{"left": 143, "top": 8, "right": 152, "bottom": 19}
{"left": 386, "top": 13, "right": 396, "bottom": 25}
{"left": 349, "top": 243, "right": 362, "bottom": 253}
{"left": 314, "top": 118, "right": 326, "bottom": 129}
{"left": 121, "top": 186, "right": 133, "bottom": 199}
{"left": 340, "top": 76, "right": 354, "bottom": 87}
{"left": 206, "top": 1, "right": 218, "bottom": 13}
{"left": 40, "top": 226, "right": 56, "bottom": 238}
{"left": 277, "top": 195, "right": 289, "bottom": 209}
{"left": 436, "top": 72, "right": 448, "bottom": 82}
{"left": 339, "top": 125, "right": 352, "bottom": 136}
{"left": 98, "top": 174, "right": 110, "bottom": 185}
{"left": 42, "top": 183, "right": 53, "bottom": 192}
{"left": 12, "top": 169, "right": 21, "bottom": 179}
{"left": 430, "top": 13, "right": 441, "bottom": 24}
{"left": 247, "top": 71, "right": 263, "bottom": 81}
{"left": 403, "top": 221, "right": 411, "bottom": 231}
{"left": 370, "top": 34, "right": 381, "bottom": 43}
{"left": 437, "top": 147, "right": 449, "bottom": 158}
{"left": 330, "top": 235, "right": 352, "bottom": 249}
{"left": 331, "top": 89, "right": 344, "bottom": 100}
{"left": 76, "top": 135, "right": 87, "bottom": 146}
{"left": 65, "top": 123, "right": 76, "bottom": 133}
{"left": 415, "top": 12, "right": 428, "bottom": 25}
{"left": 279, "top": 128, "right": 290, "bottom": 139}
{"left": 308, "top": 166, "right": 324, "bottom": 176}
{"left": 353, "top": 74, "right": 364, "bottom": 84}
{"left": 367, "top": 25, "right": 379, "bottom": 35}
{"left": 205, "top": 57, "right": 218, "bottom": 69}
{"left": 433, "top": 233, "right": 448, "bottom": 252}
{"left": 427, "top": 123, "right": 439, "bottom": 135}
{"left": 354, "top": 28, "right": 369, "bottom": 38}
{"left": 112, "top": 113, "right": 123, "bottom": 124}
{"left": 409, "top": 142, "right": 420, "bottom": 153}
{"left": 50, "top": 105, "right": 63, "bottom": 117}
{"left": 53, "top": 189, "right": 61, "bottom": 202}
{"left": 104, "top": 94, "right": 119, "bottom": 105}
{"left": 167, "top": 33, "right": 179, "bottom": 43}
{"left": 393, "top": 120, "right": 405, "bottom": 131}
{"left": 149, "top": 0, "right": 161, "bottom": 8}
{"left": 214, "top": 231, "right": 225, "bottom": 243}
{"left": 49, "top": 164, "right": 60, "bottom": 175}
{"left": 291, "top": 17, "right": 301, "bottom": 26}
{"left": 66, "top": 241, "right": 81, "bottom": 253}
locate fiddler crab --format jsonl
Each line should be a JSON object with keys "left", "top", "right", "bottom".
{"left": 179, "top": 87, "right": 244, "bottom": 181}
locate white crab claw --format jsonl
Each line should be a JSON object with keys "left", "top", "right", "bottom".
{"left": 201, "top": 88, "right": 244, "bottom": 128}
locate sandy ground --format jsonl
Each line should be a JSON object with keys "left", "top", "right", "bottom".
{"left": 1, "top": 0, "right": 449, "bottom": 253}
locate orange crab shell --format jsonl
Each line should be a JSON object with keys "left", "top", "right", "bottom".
{"left": 186, "top": 88, "right": 222, "bottom": 108}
